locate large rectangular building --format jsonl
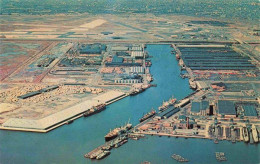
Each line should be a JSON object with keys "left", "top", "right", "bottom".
{"left": 191, "top": 100, "right": 209, "bottom": 116}
{"left": 242, "top": 104, "right": 258, "bottom": 118}
{"left": 217, "top": 100, "right": 236, "bottom": 118}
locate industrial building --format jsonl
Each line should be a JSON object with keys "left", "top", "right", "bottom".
{"left": 111, "top": 46, "right": 129, "bottom": 51}
{"left": 79, "top": 44, "right": 106, "bottom": 54}
{"left": 114, "top": 79, "right": 141, "bottom": 84}
{"left": 131, "top": 46, "right": 142, "bottom": 51}
{"left": 131, "top": 51, "right": 144, "bottom": 58}
{"left": 179, "top": 47, "right": 256, "bottom": 70}
{"left": 157, "top": 106, "right": 180, "bottom": 119}
{"left": 242, "top": 104, "right": 258, "bottom": 118}
{"left": 217, "top": 100, "right": 237, "bottom": 118}
{"left": 130, "top": 67, "right": 144, "bottom": 74}
{"left": 190, "top": 100, "right": 210, "bottom": 116}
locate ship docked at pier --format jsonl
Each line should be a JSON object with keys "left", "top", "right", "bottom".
{"left": 158, "top": 96, "right": 177, "bottom": 111}
{"left": 83, "top": 104, "right": 106, "bottom": 117}
{"left": 104, "top": 122, "right": 132, "bottom": 141}
{"left": 139, "top": 109, "right": 156, "bottom": 122}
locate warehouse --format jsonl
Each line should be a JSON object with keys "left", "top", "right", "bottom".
{"left": 157, "top": 106, "right": 180, "bottom": 119}
{"left": 180, "top": 47, "right": 256, "bottom": 70}
{"left": 131, "top": 51, "right": 144, "bottom": 58}
{"left": 79, "top": 44, "right": 106, "bottom": 54}
{"left": 112, "top": 56, "right": 124, "bottom": 63}
{"left": 130, "top": 67, "right": 144, "bottom": 74}
{"left": 131, "top": 46, "right": 142, "bottom": 51}
{"left": 111, "top": 46, "right": 129, "bottom": 51}
{"left": 242, "top": 104, "right": 258, "bottom": 118}
{"left": 217, "top": 100, "right": 237, "bottom": 118}
{"left": 190, "top": 100, "right": 209, "bottom": 116}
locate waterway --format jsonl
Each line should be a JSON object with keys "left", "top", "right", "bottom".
{"left": 0, "top": 45, "right": 259, "bottom": 164}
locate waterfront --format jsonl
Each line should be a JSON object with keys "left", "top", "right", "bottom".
{"left": 0, "top": 45, "right": 259, "bottom": 164}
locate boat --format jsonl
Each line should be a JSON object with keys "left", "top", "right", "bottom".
{"left": 114, "top": 139, "right": 128, "bottom": 148}
{"left": 158, "top": 96, "right": 177, "bottom": 111}
{"left": 141, "top": 161, "right": 151, "bottom": 164}
{"left": 189, "top": 79, "right": 197, "bottom": 89}
{"left": 215, "top": 152, "right": 227, "bottom": 161}
{"left": 66, "top": 120, "right": 73, "bottom": 124}
{"left": 101, "top": 145, "right": 111, "bottom": 150}
{"left": 105, "top": 122, "right": 132, "bottom": 142}
{"left": 251, "top": 125, "right": 259, "bottom": 143}
{"left": 176, "top": 53, "right": 180, "bottom": 60}
{"left": 96, "top": 151, "right": 111, "bottom": 160}
{"left": 214, "top": 138, "right": 219, "bottom": 144}
{"left": 129, "top": 88, "right": 145, "bottom": 96}
{"left": 139, "top": 109, "right": 156, "bottom": 122}
{"left": 83, "top": 104, "right": 106, "bottom": 117}
{"left": 242, "top": 127, "right": 250, "bottom": 143}
{"left": 89, "top": 149, "right": 103, "bottom": 159}
{"left": 172, "top": 154, "right": 189, "bottom": 162}
{"left": 129, "top": 90, "right": 139, "bottom": 96}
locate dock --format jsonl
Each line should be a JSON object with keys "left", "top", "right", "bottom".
{"left": 0, "top": 90, "right": 127, "bottom": 133}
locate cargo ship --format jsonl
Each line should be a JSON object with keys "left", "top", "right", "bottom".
{"left": 129, "top": 88, "right": 145, "bottom": 96}
{"left": 83, "top": 104, "right": 106, "bottom": 117}
{"left": 158, "top": 97, "right": 177, "bottom": 111}
{"left": 242, "top": 127, "right": 250, "bottom": 143}
{"left": 139, "top": 109, "right": 156, "bottom": 122}
{"left": 105, "top": 122, "right": 132, "bottom": 141}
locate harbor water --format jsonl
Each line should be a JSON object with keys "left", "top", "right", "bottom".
{"left": 0, "top": 45, "right": 259, "bottom": 164}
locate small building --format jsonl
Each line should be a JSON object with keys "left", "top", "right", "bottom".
{"left": 217, "top": 100, "right": 236, "bottom": 118}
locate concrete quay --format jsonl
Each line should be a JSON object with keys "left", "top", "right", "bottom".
{"left": 0, "top": 90, "right": 127, "bottom": 133}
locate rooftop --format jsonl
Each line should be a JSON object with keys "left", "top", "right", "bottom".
{"left": 218, "top": 100, "right": 236, "bottom": 115}
{"left": 242, "top": 105, "right": 257, "bottom": 117}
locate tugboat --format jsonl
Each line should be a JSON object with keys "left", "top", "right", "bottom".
{"left": 139, "top": 109, "right": 156, "bottom": 122}
{"left": 105, "top": 122, "right": 132, "bottom": 142}
{"left": 83, "top": 104, "right": 106, "bottom": 117}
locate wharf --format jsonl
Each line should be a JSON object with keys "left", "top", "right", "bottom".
{"left": 133, "top": 131, "right": 207, "bottom": 139}
{"left": 84, "top": 140, "right": 113, "bottom": 159}
{"left": 0, "top": 90, "right": 127, "bottom": 133}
